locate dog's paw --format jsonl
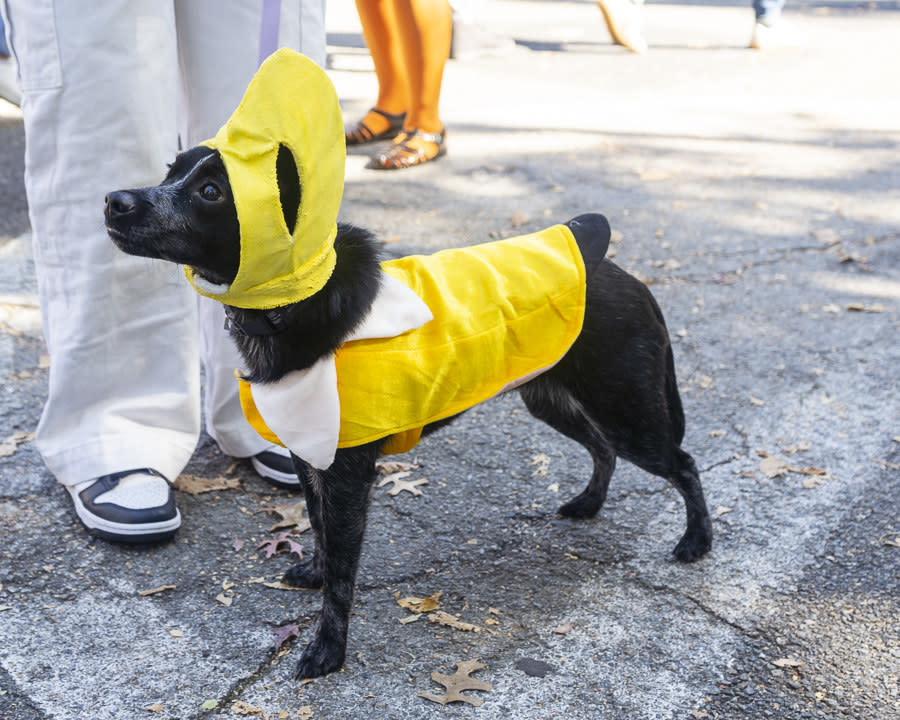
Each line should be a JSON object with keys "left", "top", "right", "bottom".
{"left": 293, "top": 637, "right": 345, "bottom": 679}
{"left": 558, "top": 492, "right": 603, "bottom": 519}
{"left": 283, "top": 558, "right": 324, "bottom": 589}
{"left": 672, "top": 526, "right": 712, "bottom": 563}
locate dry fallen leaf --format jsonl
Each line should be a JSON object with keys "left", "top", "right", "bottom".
{"left": 758, "top": 451, "right": 827, "bottom": 481}
{"left": 397, "top": 592, "right": 442, "bottom": 614}
{"left": 173, "top": 474, "right": 240, "bottom": 495}
{"left": 530, "top": 453, "right": 551, "bottom": 478}
{"left": 0, "top": 431, "right": 34, "bottom": 458}
{"left": 257, "top": 531, "right": 304, "bottom": 560}
{"left": 427, "top": 610, "right": 482, "bottom": 632}
{"left": 772, "top": 657, "right": 806, "bottom": 670}
{"left": 553, "top": 622, "right": 575, "bottom": 634}
{"left": 270, "top": 623, "right": 302, "bottom": 651}
{"left": 138, "top": 585, "right": 176, "bottom": 597}
{"left": 377, "top": 472, "right": 428, "bottom": 496}
{"left": 145, "top": 704, "right": 164, "bottom": 713}
{"left": 510, "top": 211, "right": 528, "bottom": 228}
{"left": 231, "top": 701, "right": 265, "bottom": 717}
{"left": 258, "top": 500, "right": 311, "bottom": 532}
{"left": 376, "top": 459, "right": 419, "bottom": 474}
{"left": 715, "top": 506, "right": 733, "bottom": 516}
{"left": 418, "top": 660, "right": 493, "bottom": 707}
{"left": 262, "top": 581, "right": 306, "bottom": 591}
{"left": 782, "top": 441, "right": 811, "bottom": 455}
{"left": 759, "top": 455, "right": 791, "bottom": 479}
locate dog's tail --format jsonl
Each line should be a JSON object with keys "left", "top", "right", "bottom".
{"left": 665, "top": 342, "right": 686, "bottom": 446}
{"left": 647, "top": 290, "right": 686, "bottom": 446}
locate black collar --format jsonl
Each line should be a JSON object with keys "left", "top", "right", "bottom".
{"left": 223, "top": 304, "right": 294, "bottom": 336}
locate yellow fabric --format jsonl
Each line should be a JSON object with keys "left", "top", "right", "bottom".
{"left": 238, "top": 224, "right": 586, "bottom": 458}
{"left": 237, "top": 371, "right": 282, "bottom": 446}
{"left": 336, "top": 224, "right": 585, "bottom": 448}
{"left": 185, "top": 49, "right": 345, "bottom": 309}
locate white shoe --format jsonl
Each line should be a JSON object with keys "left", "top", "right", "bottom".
{"left": 749, "top": 19, "right": 802, "bottom": 50}
{"left": 67, "top": 469, "right": 181, "bottom": 543}
{"left": 0, "top": 55, "right": 21, "bottom": 106}
{"left": 597, "top": 0, "right": 647, "bottom": 54}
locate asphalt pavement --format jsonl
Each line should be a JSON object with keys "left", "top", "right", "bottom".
{"left": 1, "top": 1, "right": 898, "bottom": 718}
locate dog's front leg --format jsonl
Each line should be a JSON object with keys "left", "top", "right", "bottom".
{"left": 294, "top": 444, "right": 379, "bottom": 679}
{"left": 283, "top": 456, "right": 326, "bottom": 588}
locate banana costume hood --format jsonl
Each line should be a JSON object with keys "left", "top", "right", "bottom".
{"left": 186, "top": 49, "right": 344, "bottom": 308}
{"left": 187, "top": 49, "right": 590, "bottom": 469}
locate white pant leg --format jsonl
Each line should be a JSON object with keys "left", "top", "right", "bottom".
{"left": 6, "top": 0, "right": 200, "bottom": 487}
{"left": 173, "top": 0, "right": 326, "bottom": 458}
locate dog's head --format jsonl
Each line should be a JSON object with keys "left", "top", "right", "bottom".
{"left": 105, "top": 143, "right": 303, "bottom": 289}
{"left": 105, "top": 48, "right": 344, "bottom": 310}
{"left": 105, "top": 146, "right": 241, "bottom": 286}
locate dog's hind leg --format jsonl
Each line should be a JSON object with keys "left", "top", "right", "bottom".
{"left": 294, "top": 444, "right": 380, "bottom": 680}
{"left": 283, "top": 456, "right": 326, "bottom": 589}
{"left": 666, "top": 447, "right": 712, "bottom": 563}
{"left": 519, "top": 380, "right": 616, "bottom": 519}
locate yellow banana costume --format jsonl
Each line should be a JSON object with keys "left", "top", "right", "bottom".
{"left": 189, "top": 49, "right": 588, "bottom": 469}
{"left": 185, "top": 49, "right": 344, "bottom": 308}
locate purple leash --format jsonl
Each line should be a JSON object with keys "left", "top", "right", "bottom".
{"left": 258, "top": 0, "right": 283, "bottom": 66}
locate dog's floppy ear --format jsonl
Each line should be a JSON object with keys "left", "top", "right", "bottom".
{"left": 277, "top": 144, "right": 301, "bottom": 234}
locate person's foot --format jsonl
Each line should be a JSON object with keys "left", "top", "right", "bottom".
{"left": 597, "top": 0, "right": 647, "bottom": 54}
{"left": 252, "top": 445, "right": 299, "bottom": 488}
{"left": 749, "top": 17, "right": 801, "bottom": 50}
{"left": 0, "top": 54, "right": 21, "bottom": 107}
{"left": 67, "top": 469, "right": 180, "bottom": 543}
{"left": 450, "top": 20, "right": 515, "bottom": 61}
{"left": 370, "top": 129, "right": 447, "bottom": 170}
{"left": 345, "top": 108, "right": 406, "bottom": 146}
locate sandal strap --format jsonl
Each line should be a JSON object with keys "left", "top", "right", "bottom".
{"left": 406, "top": 128, "right": 445, "bottom": 145}
{"left": 348, "top": 120, "right": 376, "bottom": 143}
{"left": 346, "top": 108, "right": 407, "bottom": 146}
{"left": 368, "top": 107, "right": 406, "bottom": 126}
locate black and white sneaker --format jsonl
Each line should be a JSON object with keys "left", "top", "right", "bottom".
{"left": 67, "top": 468, "right": 181, "bottom": 543}
{"left": 251, "top": 445, "right": 300, "bottom": 488}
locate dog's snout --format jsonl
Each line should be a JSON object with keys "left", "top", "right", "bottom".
{"left": 105, "top": 190, "right": 137, "bottom": 218}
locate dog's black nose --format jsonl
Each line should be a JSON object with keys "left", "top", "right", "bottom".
{"left": 105, "top": 190, "right": 137, "bottom": 217}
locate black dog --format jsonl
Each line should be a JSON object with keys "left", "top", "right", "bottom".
{"left": 105, "top": 145, "right": 712, "bottom": 679}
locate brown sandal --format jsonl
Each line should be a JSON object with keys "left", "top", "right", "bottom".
{"left": 345, "top": 108, "right": 406, "bottom": 146}
{"left": 370, "top": 128, "right": 447, "bottom": 170}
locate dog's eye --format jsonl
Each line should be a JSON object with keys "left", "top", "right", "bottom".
{"left": 199, "top": 183, "right": 222, "bottom": 202}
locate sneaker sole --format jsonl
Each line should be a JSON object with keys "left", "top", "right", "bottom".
{"left": 68, "top": 488, "right": 182, "bottom": 543}
{"left": 251, "top": 456, "right": 301, "bottom": 488}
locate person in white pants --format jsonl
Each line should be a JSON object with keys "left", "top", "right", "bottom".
{"left": 2, "top": 0, "right": 325, "bottom": 543}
